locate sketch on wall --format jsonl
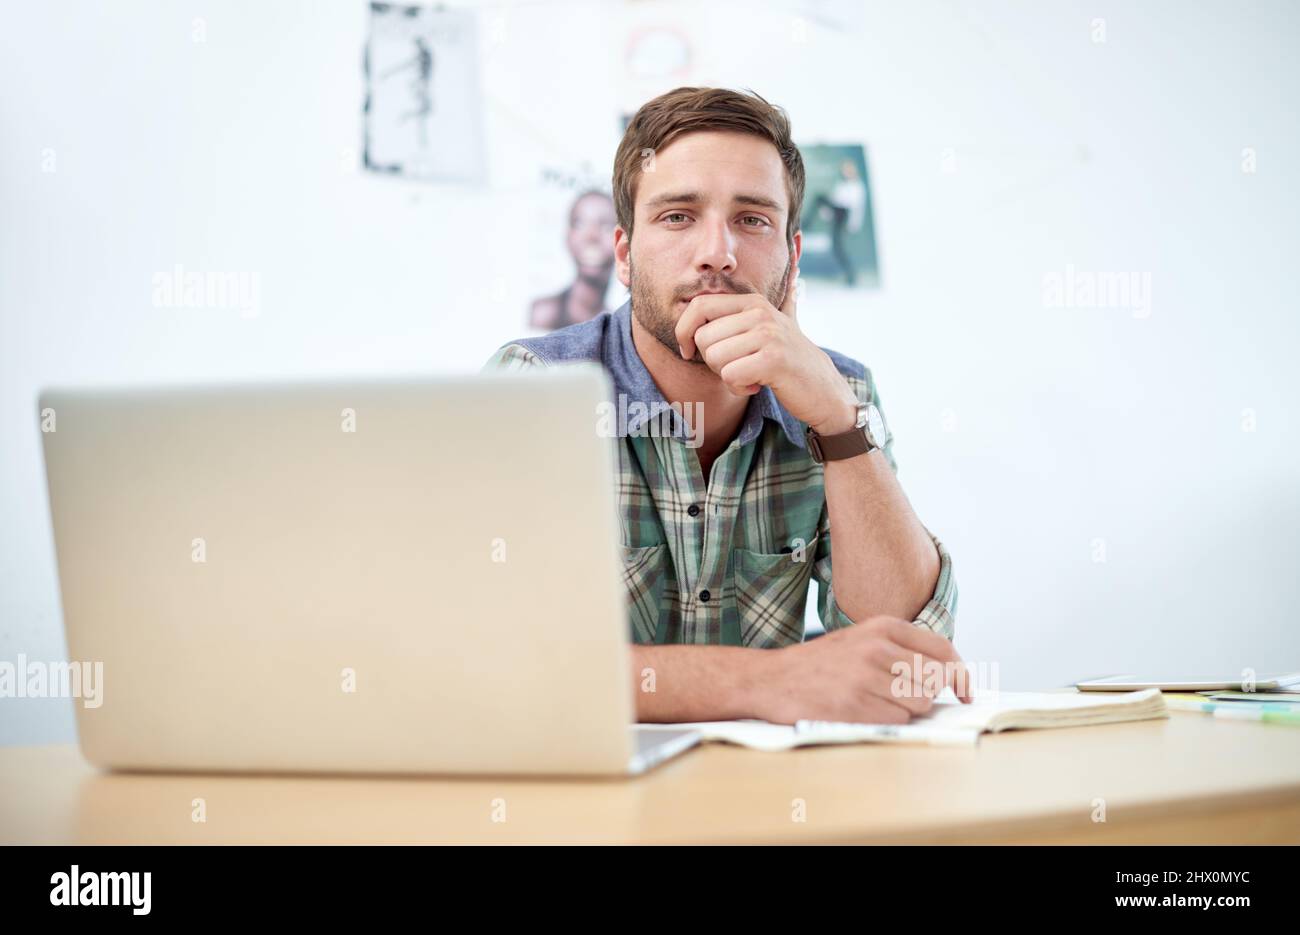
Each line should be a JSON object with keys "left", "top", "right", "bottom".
{"left": 362, "top": 2, "right": 485, "bottom": 183}
{"left": 798, "top": 143, "right": 879, "bottom": 288}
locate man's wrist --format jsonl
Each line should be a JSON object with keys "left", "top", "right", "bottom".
{"left": 809, "top": 391, "right": 859, "bottom": 436}
{"left": 739, "top": 644, "right": 785, "bottom": 721}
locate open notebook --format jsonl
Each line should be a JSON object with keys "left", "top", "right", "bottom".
{"left": 638, "top": 688, "right": 1168, "bottom": 750}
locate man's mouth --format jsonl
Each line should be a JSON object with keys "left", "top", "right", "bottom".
{"left": 680, "top": 289, "right": 736, "bottom": 303}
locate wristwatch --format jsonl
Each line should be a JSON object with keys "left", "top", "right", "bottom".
{"left": 806, "top": 403, "right": 886, "bottom": 463}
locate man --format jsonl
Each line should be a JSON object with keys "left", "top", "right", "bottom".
{"left": 487, "top": 87, "right": 971, "bottom": 724}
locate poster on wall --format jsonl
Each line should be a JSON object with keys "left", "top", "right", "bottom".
{"left": 525, "top": 161, "right": 626, "bottom": 332}
{"left": 797, "top": 143, "right": 879, "bottom": 288}
{"left": 528, "top": 187, "right": 620, "bottom": 331}
{"left": 362, "top": 2, "right": 485, "bottom": 183}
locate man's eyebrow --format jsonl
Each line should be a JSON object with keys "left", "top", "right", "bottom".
{"left": 644, "top": 190, "right": 784, "bottom": 212}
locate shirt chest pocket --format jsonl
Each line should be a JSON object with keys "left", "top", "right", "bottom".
{"left": 619, "top": 543, "right": 669, "bottom": 644}
{"left": 732, "top": 534, "right": 820, "bottom": 649}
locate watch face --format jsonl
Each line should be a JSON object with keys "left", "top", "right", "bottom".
{"left": 865, "top": 404, "right": 886, "bottom": 448}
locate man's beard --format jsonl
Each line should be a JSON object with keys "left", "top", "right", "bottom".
{"left": 630, "top": 257, "right": 791, "bottom": 364}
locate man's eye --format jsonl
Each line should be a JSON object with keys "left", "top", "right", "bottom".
{"left": 663, "top": 213, "right": 689, "bottom": 223}
{"left": 742, "top": 216, "right": 768, "bottom": 227}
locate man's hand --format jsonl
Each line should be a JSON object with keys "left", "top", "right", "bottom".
{"left": 674, "top": 267, "right": 860, "bottom": 435}
{"left": 749, "top": 616, "right": 975, "bottom": 725}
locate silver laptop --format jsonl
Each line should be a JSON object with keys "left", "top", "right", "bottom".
{"left": 38, "top": 365, "right": 700, "bottom": 776}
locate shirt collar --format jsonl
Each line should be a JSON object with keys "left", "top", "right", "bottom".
{"left": 603, "top": 299, "right": 807, "bottom": 450}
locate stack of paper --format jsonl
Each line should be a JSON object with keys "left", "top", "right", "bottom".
{"left": 638, "top": 688, "right": 1167, "bottom": 751}
{"left": 1073, "top": 672, "right": 1300, "bottom": 725}
{"left": 914, "top": 687, "right": 1167, "bottom": 732}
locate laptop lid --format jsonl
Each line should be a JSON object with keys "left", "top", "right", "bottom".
{"left": 39, "top": 365, "right": 637, "bottom": 775}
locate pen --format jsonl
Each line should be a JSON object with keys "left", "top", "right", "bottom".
{"left": 1165, "top": 698, "right": 1300, "bottom": 724}
{"left": 1210, "top": 707, "right": 1300, "bottom": 726}
{"left": 794, "top": 721, "right": 981, "bottom": 747}
{"left": 1165, "top": 697, "right": 1299, "bottom": 713}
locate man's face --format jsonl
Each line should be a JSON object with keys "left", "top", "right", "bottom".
{"left": 615, "top": 130, "right": 801, "bottom": 363}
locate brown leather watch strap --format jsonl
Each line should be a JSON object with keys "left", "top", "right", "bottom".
{"left": 805, "top": 423, "right": 871, "bottom": 463}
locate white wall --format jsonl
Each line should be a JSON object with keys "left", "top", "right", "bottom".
{"left": 3, "top": 0, "right": 1297, "bottom": 743}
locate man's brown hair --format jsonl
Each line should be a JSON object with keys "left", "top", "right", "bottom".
{"left": 612, "top": 86, "right": 805, "bottom": 251}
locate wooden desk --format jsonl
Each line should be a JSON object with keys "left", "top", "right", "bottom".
{"left": 3, "top": 711, "right": 1298, "bottom": 844}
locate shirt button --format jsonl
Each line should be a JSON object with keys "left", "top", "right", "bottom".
{"left": 699, "top": 589, "right": 711, "bottom": 602}
{"left": 687, "top": 504, "right": 701, "bottom": 517}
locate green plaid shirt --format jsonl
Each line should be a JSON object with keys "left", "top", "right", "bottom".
{"left": 484, "top": 300, "right": 957, "bottom": 647}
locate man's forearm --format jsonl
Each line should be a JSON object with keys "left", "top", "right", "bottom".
{"left": 823, "top": 450, "right": 940, "bottom": 623}
{"left": 630, "top": 644, "right": 769, "bottom": 722}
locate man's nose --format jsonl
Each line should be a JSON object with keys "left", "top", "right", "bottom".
{"left": 694, "top": 216, "right": 736, "bottom": 276}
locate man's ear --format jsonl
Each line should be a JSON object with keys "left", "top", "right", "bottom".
{"left": 791, "top": 228, "right": 803, "bottom": 268}
{"left": 614, "top": 226, "right": 632, "bottom": 288}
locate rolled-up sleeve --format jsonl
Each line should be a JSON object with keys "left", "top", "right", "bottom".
{"left": 482, "top": 343, "right": 545, "bottom": 372}
{"left": 813, "top": 520, "right": 957, "bottom": 641}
